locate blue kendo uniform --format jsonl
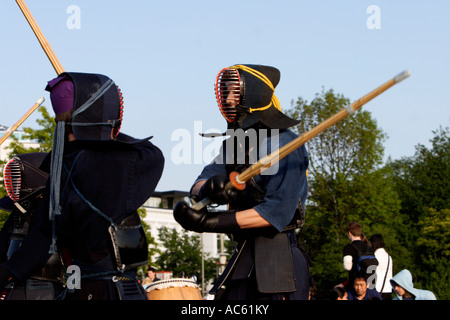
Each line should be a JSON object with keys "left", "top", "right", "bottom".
{"left": 196, "top": 128, "right": 311, "bottom": 300}
{"left": 196, "top": 129, "right": 308, "bottom": 231}
{"left": 174, "top": 64, "right": 312, "bottom": 300}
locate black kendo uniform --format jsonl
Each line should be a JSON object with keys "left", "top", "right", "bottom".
{"left": 0, "top": 153, "right": 63, "bottom": 300}
{"left": 0, "top": 73, "right": 164, "bottom": 300}
{"left": 174, "top": 64, "right": 311, "bottom": 300}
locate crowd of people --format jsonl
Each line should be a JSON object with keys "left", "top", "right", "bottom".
{"left": 322, "top": 222, "right": 437, "bottom": 301}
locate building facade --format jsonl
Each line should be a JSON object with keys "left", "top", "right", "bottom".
{"left": 141, "top": 190, "right": 219, "bottom": 261}
{"left": 0, "top": 125, "right": 41, "bottom": 161}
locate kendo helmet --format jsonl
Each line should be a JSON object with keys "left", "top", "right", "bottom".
{"left": 214, "top": 64, "right": 300, "bottom": 130}
{"left": 45, "top": 72, "right": 124, "bottom": 141}
{"left": 0, "top": 152, "right": 48, "bottom": 212}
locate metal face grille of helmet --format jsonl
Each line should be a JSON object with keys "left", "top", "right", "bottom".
{"left": 215, "top": 68, "right": 242, "bottom": 123}
{"left": 3, "top": 158, "right": 22, "bottom": 201}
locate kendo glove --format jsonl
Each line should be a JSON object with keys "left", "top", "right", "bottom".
{"left": 173, "top": 201, "right": 240, "bottom": 234}
{"left": 198, "top": 175, "right": 242, "bottom": 205}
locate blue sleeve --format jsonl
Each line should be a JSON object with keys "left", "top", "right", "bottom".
{"left": 253, "top": 130, "right": 308, "bottom": 232}
{"left": 195, "top": 130, "right": 309, "bottom": 232}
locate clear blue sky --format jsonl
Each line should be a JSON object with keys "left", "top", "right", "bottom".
{"left": 1, "top": 0, "right": 449, "bottom": 192}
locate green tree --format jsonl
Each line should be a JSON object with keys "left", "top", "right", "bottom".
{"left": 154, "top": 227, "right": 217, "bottom": 289}
{"left": 5, "top": 106, "right": 54, "bottom": 155}
{"left": 288, "top": 88, "right": 402, "bottom": 295}
{"left": 138, "top": 208, "right": 160, "bottom": 266}
{"left": 388, "top": 126, "right": 450, "bottom": 299}
{"left": 416, "top": 208, "right": 450, "bottom": 300}
{"left": 389, "top": 126, "right": 449, "bottom": 220}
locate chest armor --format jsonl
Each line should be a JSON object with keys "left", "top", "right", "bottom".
{"left": 223, "top": 131, "right": 266, "bottom": 211}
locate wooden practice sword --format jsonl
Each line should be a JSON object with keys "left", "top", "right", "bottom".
{"left": 1, "top": 1, "right": 66, "bottom": 146}
{"left": 192, "top": 70, "right": 411, "bottom": 210}
{"left": 16, "top": 0, "right": 65, "bottom": 75}
{"left": 0, "top": 97, "right": 45, "bottom": 146}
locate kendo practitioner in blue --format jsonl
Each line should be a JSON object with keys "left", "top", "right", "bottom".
{"left": 0, "top": 153, "right": 63, "bottom": 300}
{"left": 174, "top": 64, "right": 311, "bottom": 300}
{"left": 0, "top": 73, "right": 164, "bottom": 300}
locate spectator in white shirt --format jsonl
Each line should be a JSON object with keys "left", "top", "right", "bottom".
{"left": 370, "top": 234, "right": 393, "bottom": 300}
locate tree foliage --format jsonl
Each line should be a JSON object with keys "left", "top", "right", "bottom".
{"left": 5, "top": 106, "right": 54, "bottom": 155}
{"left": 387, "top": 126, "right": 450, "bottom": 299}
{"left": 290, "top": 87, "right": 449, "bottom": 299}
{"left": 154, "top": 227, "right": 217, "bottom": 287}
{"left": 289, "top": 90, "right": 386, "bottom": 180}
{"left": 138, "top": 208, "right": 160, "bottom": 266}
{"left": 288, "top": 88, "right": 402, "bottom": 295}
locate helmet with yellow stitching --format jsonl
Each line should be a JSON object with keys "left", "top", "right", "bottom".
{"left": 214, "top": 64, "right": 299, "bottom": 130}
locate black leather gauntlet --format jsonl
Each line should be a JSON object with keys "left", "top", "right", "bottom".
{"left": 198, "top": 174, "right": 242, "bottom": 205}
{"left": 173, "top": 201, "right": 240, "bottom": 234}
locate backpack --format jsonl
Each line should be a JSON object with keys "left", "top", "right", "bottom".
{"left": 357, "top": 254, "right": 379, "bottom": 273}
{"left": 352, "top": 243, "right": 379, "bottom": 274}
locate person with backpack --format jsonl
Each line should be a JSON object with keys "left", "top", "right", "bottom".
{"left": 342, "top": 222, "right": 378, "bottom": 290}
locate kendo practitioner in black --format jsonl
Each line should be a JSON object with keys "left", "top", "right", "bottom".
{"left": 0, "top": 153, "right": 63, "bottom": 300}
{"left": 174, "top": 64, "right": 311, "bottom": 300}
{"left": 0, "top": 73, "right": 164, "bottom": 300}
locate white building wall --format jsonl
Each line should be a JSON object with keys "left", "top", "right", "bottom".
{"left": 142, "top": 206, "right": 218, "bottom": 260}
{"left": 0, "top": 126, "right": 41, "bottom": 161}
